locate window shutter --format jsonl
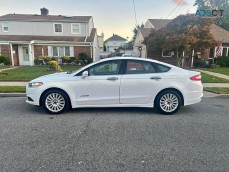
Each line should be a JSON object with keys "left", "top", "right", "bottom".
{"left": 48, "top": 46, "right": 52, "bottom": 56}
{"left": 70, "top": 47, "right": 74, "bottom": 57}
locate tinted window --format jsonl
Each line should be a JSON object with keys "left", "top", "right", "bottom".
{"left": 88, "top": 60, "right": 122, "bottom": 76}
{"left": 126, "top": 60, "right": 156, "bottom": 74}
{"left": 154, "top": 63, "right": 171, "bottom": 73}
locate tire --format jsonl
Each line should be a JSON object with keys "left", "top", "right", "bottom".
{"left": 42, "top": 89, "right": 70, "bottom": 114}
{"left": 155, "top": 90, "right": 182, "bottom": 115}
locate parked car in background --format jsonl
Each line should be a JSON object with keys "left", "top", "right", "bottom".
{"left": 26, "top": 57, "right": 203, "bottom": 115}
{"left": 122, "top": 53, "right": 139, "bottom": 57}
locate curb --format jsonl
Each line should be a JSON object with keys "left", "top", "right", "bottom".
{"left": 0, "top": 93, "right": 26, "bottom": 97}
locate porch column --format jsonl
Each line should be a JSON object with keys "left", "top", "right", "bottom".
{"left": 191, "top": 50, "right": 194, "bottom": 68}
{"left": 9, "top": 44, "right": 14, "bottom": 66}
{"left": 28, "top": 43, "right": 34, "bottom": 66}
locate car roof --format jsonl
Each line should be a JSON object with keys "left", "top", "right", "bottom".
{"left": 99, "top": 57, "right": 175, "bottom": 67}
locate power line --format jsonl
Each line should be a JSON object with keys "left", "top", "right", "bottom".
{"left": 132, "top": 0, "right": 138, "bottom": 26}
{"left": 166, "top": 0, "right": 184, "bottom": 19}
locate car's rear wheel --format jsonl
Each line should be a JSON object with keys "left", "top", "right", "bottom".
{"left": 155, "top": 90, "right": 181, "bottom": 115}
{"left": 42, "top": 89, "right": 70, "bottom": 114}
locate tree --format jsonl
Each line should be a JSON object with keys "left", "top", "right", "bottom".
{"left": 194, "top": 0, "right": 229, "bottom": 31}
{"left": 145, "top": 14, "right": 217, "bottom": 66}
{"left": 132, "top": 23, "right": 144, "bottom": 41}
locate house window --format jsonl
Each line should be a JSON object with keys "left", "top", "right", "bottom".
{"left": 71, "top": 23, "right": 80, "bottom": 34}
{"left": 209, "top": 48, "right": 215, "bottom": 58}
{"left": 54, "top": 23, "right": 63, "bottom": 33}
{"left": 52, "top": 47, "right": 71, "bottom": 56}
{"left": 2, "top": 22, "right": 9, "bottom": 32}
{"left": 162, "top": 51, "right": 174, "bottom": 57}
{"left": 65, "top": 47, "right": 70, "bottom": 56}
{"left": 222, "top": 47, "right": 228, "bottom": 56}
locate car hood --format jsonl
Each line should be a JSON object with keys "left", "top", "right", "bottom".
{"left": 30, "top": 72, "right": 73, "bottom": 82}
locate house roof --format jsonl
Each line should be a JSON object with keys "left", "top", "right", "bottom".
{"left": 0, "top": 28, "right": 97, "bottom": 43}
{"left": 104, "top": 34, "right": 127, "bottom": 43}
{"left": 139, "top": 28, "right": 152, "bottom": 38}
{"left": 210, "top": 24, "right": 229, "bottom": 43}
{"left": 148, "top": 19, "right": 172, "bottom": 30}
{"left": 0, "top": 14, "right": 92, "bottom": 22}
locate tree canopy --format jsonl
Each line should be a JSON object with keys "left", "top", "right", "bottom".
{"left": 145, "top": 14, "right": 217, "bottom": 66}
{"left": 194, "top": 0, "right": 229, "bottom": 31}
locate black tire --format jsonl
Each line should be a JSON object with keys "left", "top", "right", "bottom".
{"left": 155, "top": 90, "right": 182, "bottom": 115}
{"left": 42, "top": 89, "right": 70, "bottom": 115}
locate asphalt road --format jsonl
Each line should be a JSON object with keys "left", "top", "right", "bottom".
{"left": 0, "top": 96, "right": 229, "bottom": 172}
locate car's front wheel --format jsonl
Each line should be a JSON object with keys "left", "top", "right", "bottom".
{"left": 42, "top": 89, "right": 70, "bottom": 114}
{"left": 155, "top": 90, "right": 182, "bottom": 115}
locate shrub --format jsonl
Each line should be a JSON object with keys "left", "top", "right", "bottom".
{"left": 79, "top": 52, "right": 92, "bottom": 65}
{"left": 216, "top": 56, "right": 229, "bottom": 67}
{"left": 69, "top": 57, "right": 76, "bottom": 63}
{"left": 42, "top": 56, "right": 51, "bottom": 63}
{"left": 0, "top": 55, "right": 10, "bottom": 65}
{"left": 47, "top": 60, "right": 62, "bottom": 72}
{"left": 51, "top": 56, "right": 58, "bottom": 62}
{"left": 34, "top": 59, "right": 40, "bottom": 65}
{"left": 194, "top": 59, "right": 208, "bottom": 68}
{"left": 62, "top": 56, "right": 69, "bottom": 63}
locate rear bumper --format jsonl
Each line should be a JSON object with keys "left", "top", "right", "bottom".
{"left": 184, "top": 89, "right": 203, "bottom": 106}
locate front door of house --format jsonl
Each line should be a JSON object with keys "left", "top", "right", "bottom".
{"left": 22, "top": 47, "right": 30, "bottom": 65}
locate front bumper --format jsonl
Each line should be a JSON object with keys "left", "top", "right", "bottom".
{"left": 26, "top": 85, "right": 43, "bottom": 106}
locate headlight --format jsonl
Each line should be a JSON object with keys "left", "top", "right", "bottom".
{"left": 28, "top": 82, "right": 43, "bottom": 88}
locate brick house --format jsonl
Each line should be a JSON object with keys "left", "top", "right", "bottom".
{"left": 0, "top": 8, "right": 100, "bottom": 66}
{"left": 134, "top": 18, "right": 229, "bottom": 67}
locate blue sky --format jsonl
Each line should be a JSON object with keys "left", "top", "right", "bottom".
{"left": 0, "top": 0, "right": 197, "bottom": 40}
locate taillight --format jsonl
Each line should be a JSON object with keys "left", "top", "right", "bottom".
{"left": 190, "top": 74, "right": 201, "bottom": 81}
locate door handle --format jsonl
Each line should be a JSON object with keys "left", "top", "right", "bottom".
{"left": 107, "top": 77, "right": 118, "bottom": 81}
{"left": 150, "top": 76, "right": 162, "bottom": 80}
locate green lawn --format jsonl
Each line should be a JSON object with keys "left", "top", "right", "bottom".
{"left": 201, "top": 72, "right": 229, "bottom": 83}
{"left": 203, "top": 67, "right": 229, "bottom": 76}
{"left": 0, "top": 86, "right": 26, "bottom": 93}
{"left": 204, "top": 87, "right": 229, "bottom": 94}
{"left": 0, "top": 65, "right": 82, "bottom": 81}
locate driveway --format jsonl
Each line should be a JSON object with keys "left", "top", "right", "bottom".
{"left": 0, "top": 96, "right": 229, "bottom": 171}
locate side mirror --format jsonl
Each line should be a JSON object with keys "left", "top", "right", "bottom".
{"left": 82, "top": 71, "right": 88, "bottom": 78}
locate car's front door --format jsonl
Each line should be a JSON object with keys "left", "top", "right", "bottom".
{"left": 120, "top": 60, "right": 165, "bottom": 104}
{"left": 76, "top": 60, "right": 122, "bottom": 105}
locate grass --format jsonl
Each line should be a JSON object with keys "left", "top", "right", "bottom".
{"left": 203, "top": 67, "right": 229, "bottom": 76}
{"left": 204, "top": 87, "right": 229, "bottom": 94}
{"left": 201, "top": 72, "right": 229, "bottom": 83}
{"left": 0, "top": 86, "right": 26, "bottom": 93}
{"left": 0, "top": 65, "right": 82, "bottom": 81}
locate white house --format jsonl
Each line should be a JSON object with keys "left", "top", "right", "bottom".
{"left": 0, "top": 8, "right": 100, "bottom": 66}
{"left": 104, "top": 34, "right": 127, "bottom": 53}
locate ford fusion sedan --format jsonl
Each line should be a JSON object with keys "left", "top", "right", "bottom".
{"left": 26, "top": 57, "right": 203, "bottom": 115}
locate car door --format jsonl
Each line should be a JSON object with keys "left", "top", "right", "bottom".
{"left": 120, "top": 60, "right": 165, "bottom": 104}
{"left": 76, "top": 60, "right": 122, "bottom": 105}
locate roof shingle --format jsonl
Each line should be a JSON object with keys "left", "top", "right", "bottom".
{"left": 148, "top": 19, "right": 172, "bottom": 30}
{"left": 104, "top": 34, "right": 127, "bottom": 43}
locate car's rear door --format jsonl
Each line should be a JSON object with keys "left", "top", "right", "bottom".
{"left": 120, "top": 59, "right": 165, "bottom": 104}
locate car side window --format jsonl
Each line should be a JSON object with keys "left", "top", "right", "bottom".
{"left": 88, "top": 60, "right": 122, "bottom": 76}
{"left": 126, "top": 60, "right": 156, "bottom": 74}
{"left": 154, "top": 63, "right": 171, "bottom": 73}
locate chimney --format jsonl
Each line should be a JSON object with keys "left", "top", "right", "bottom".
{"left": 40, "top": 8, "right": 49, "bottom": 16}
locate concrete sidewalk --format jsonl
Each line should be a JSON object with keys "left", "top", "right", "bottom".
{"left": 0, "top": 82, "right": 27, "bottom": 86}
{"left": 197, "top": 69, "right": 229, "bottom": 80}
{"left": 0, "top": 66, "right": 19, "bottom": 72}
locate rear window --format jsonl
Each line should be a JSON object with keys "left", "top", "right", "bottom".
{"left": 154, "top": 63, "right": 171, "bottom": 73}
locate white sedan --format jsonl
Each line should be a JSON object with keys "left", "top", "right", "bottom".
{"left": 26, "top": 57, "right": 203, "bottom": 115}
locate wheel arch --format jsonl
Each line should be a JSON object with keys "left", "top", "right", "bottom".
{"left": 154, "top": 88, "right": 184, "bottom": 106}
{"left": 39, "top": 87, "right": 72, "bottom": 108}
